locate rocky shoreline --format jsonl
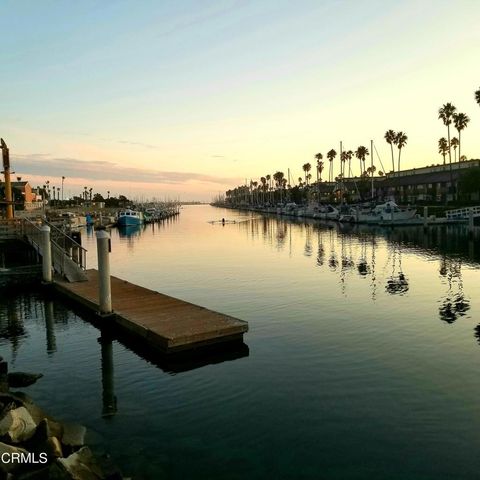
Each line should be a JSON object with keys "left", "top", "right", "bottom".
{"left": 0, "top": 357, "right": 125, "bottom": 480}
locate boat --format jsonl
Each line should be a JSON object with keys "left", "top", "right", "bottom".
{"left": 339, "top": 201, "right": 417, "bottom": 224}
{"left": 313, "top": 204, "right": 340, "bottom": 221}
{"left": 117, "top": 209, "right": 144, "bottom": 226}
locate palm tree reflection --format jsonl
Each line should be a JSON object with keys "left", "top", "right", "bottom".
{"left": 438, "top": 258, "right": 470, "bottom": 323}
{"left": 385, "top": 248, "right": 409, "bottom": 295}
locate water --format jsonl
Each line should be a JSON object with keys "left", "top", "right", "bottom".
{"left": 1, "top": 205, "right": 480, "bottom": 479}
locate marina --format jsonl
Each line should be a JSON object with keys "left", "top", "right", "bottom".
{"left": 2, "top": 1, "right": 480, "bottom": 478}
{"left": 2, "top": 205, "right": 480, "bottom": 479}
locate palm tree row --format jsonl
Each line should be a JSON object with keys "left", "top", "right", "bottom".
{"left": 226, "top": 87, "right": 479, "bottom": 206}
{"left": 384, "top": 130, "right": 408, "bottom": 172}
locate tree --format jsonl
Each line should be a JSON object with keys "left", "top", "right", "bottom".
{"left": 302, "top": 163, "right": 311, "bottom": 185}
{"left": 395, "top": 131, "right": 407, "bottom": 171}
{"left": 438, "top": 103, "right": 456, "bottom": 166}
{"left": 326, "top": 149, "right": 337, "bottom": 182}
{"left": 450, "top": 137, "right": 459, "bottom": 162}
{"left": 345, "top": 150, "right": 353, "bottom": 177}
{"left": 355, "top": 146, "right": 369, "bottom": 177}
{"left": 458, "top": 167, "right": 480, "bottom": 200}
{"left": 453, "top": 112, "right": 470, "bottom": 164}
{"left": 438, "top": 137, "right": 448, "bottom": 164}
{"left": 315, "top": 153, "right": 323, "bottom": 182}
{"left": 273, "top": 171, "right": 285, "bottom": 203}
{"left": 340, "top": 151, "right": 347, "bottom": 177}
{"left": 475, "top": 87, "right": 480, "bottom": 107}
{"left": 384, "top": 130, "right": 396, "bottom": 172}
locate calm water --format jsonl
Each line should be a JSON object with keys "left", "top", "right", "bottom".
{"left": 2, "top": 205, "right": 480, "bottom": 479}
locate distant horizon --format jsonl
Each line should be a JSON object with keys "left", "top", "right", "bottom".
{"left": 1, "top": 0, "right": 479, "bottom": 200}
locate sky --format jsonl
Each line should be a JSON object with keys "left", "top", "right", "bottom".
{"left": 1, "top": 0, "right": 480, "bottom": 201}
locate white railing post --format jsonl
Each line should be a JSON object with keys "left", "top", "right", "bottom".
{"left": 40, "top": 225, "right": 52, "bottom": 282}
{"left": 96, "top": 230, "right": 112, "bottom": 314}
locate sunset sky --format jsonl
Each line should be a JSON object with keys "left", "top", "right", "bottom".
{"left": 1, "top": 0, "right": 480, "bottom": 201}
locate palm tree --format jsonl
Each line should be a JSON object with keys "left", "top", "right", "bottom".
{"left": 438, "top": 137, "right": 448, "bottom": 165}
{"left": 453, "top": 112, "right": 470, "bottom": 163}
{"left": 395, "top": 131, "right": 408, "bottom": 171}
{"left": 355, "top": 146, "right": 369, "bottom": 177}
{"left": 303, "top": 163, "right": 311, "bottom": 185}
{"left": 340, "top": 151, "right": 347, "bottom": 178}
{"left": 315, "top": 153, "right": 323, "bottom": 182}
{"left": 316, "top": 160, "right": 324, "bottom": 182}
{"left": 438, "top": 103, "right": 457, "bottom": 166}
{"left": 475, "top": 87, "right": 480, "bottom": 107}
{"left": 273, "top": 171, "right": 285, "bottom": 203}
{"left": 345, "top": 150, "right": 353, "bottom": 177}
{"left": 326, "top": 149, "right": 337, "bottom": 182}
{"left": 384, "top": 130, "right": 396, "bottom": 172}
{"left": 450, "top": 137, "right": 459, "bottom": 162}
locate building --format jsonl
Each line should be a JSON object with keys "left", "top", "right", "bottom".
{"left": 0, "top": 180, "right": 43, "bottom": 212}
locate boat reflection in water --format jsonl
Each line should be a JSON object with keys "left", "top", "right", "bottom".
{"left": 236, "top": 214, "right": 477, "bottom": 327}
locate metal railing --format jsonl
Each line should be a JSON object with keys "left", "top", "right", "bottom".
{"left": 21, "top": 218, "right": 87, "bottom": 276}
{"left": 445, "top": 206, "right": 480, "bottom": 219}
{"left": 0, "top": 218, "right": 24, "bottom": 239}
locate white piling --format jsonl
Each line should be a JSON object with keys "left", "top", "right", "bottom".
{"left": 96, "top": 230, "right": 112, "bottom": 314}
{"left": 40, "top": 225, "right": 52, "bottom": 282}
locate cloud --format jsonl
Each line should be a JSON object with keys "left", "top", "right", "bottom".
{"left": 12, "top": 154, "right": 241, "bottom": 186}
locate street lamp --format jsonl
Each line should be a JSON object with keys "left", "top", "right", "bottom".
{"left": 61, "top": 176, "right": 65, "bottom": 203}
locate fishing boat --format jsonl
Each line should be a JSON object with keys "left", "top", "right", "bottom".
{"left": 117, "top": 209, "right": 144, "bottom": 226}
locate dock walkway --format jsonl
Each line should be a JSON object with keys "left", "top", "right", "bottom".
{"left": 54, "top": 270, "right": 248, "bottom": 353}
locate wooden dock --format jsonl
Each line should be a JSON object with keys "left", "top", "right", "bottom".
{"left": 53, "top": 270, "right": 248, "bottom": 353}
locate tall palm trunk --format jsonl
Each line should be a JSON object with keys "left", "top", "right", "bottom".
{"left": 390, "top": 144, "right": 394, "bottom": 172}
{"left": 458, "top": 131, "right": 462, "bottom": 163}
{"left": 447, "top": 125, "right": 452, "bottom": 165}
{"left": 398, "top": 149, "right": 402, "bottom": 172}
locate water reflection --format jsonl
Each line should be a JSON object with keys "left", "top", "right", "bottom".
{"left": 0, "top": 293, "right": 249, "bottom": 417}
{"left": 236, "top": 215, "right": 477, "bottom": 325}
{"left": 99, "top": 333, "right": 117, "bottom": 417}
{"left": 438, "top": 257, "right": 470, "bottom": 324}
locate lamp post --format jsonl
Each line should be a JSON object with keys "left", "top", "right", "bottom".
{"left": 1, "top": 138, "right": 14, "bottom": 219}
{"left": 61, "top": 176, "right": 65, "bottom": 203}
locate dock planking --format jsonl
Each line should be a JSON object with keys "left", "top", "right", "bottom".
{"left": 54, "top": 269, "right": 248, "bottom": 353}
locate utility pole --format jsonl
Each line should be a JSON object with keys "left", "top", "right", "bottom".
{"left": 1, "top": 138, "right": 14, "bottom": 219}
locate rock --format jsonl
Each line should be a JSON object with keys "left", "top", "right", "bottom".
{"left": 47, "top": 437, "right": 63, "bottom": 458}
{"left": 0, "top": 442, "right": 29, "bottom": 474}
{"left": 61, "top": 424, "right": 86, "bottom": 448}
{"left": 9, "top": 393, "right": 63, "bottom": 439}
{"left": 0, "top": 362, "right": 7, "bottom": 375}
{"left": 51, "top": 447, "right": 104, "bottom": 480}
{"left": 0, "top": 407, "right": 37, "bottom": 443}
{"left": 7, "top": 373, "right": 43, "bottom": 389}
{"left": 24, "top": 419, "right": 50, "bottom": 451}
{"left": 17, "top": 466, "right": 51, "bottom": 479}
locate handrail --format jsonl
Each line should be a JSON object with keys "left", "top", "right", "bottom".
{"left": 22, "top": 218, "right": 87, "bottom": 272}
{"left": 445, "top": 206, "right": 480, "bottom": 219}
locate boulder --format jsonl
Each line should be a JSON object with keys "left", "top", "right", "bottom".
{"left": 0, "top": 441, "right": 29, "bottom": 474}
{"left": 61, "top": 424, "right": 86, "bottom": 448}
{"left": 9, "top": 393, "right": 62, "bottom": 439}
{"left": 7, "top": 373, "right": 43, "bottom": 389}
{"left": 50, "top": 447, "right": 104, "bottom": 480}
{"left": 0, "top": 407, "right": 37, "bottom": 443}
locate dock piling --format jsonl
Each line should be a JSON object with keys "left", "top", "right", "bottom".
{"left": 469, "top": 208, "right": 474, "bottom": 235}
{"left": 423, "top": 206, "right": 428, "bottom": 229}
{"left": 40, "top": 225, "right": 52, "bottom": 283}
{"left": 96, "top": 230, "right": 112, "bottom": 314}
